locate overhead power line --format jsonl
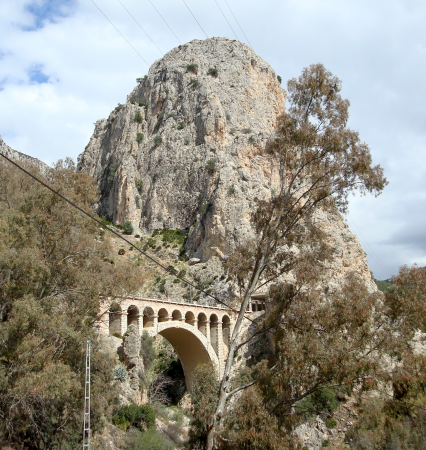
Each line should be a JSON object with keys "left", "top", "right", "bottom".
{"left": 147, "top": 0, "right": 182, "bottom": 45}
{"left": 90, "top": 0, "right": 149, "bottom": 66}
{"left": 117, "top": 0, "right": 163, "bottom": 55}
{"left": 182, "top": 0, "right": 209, "bottom": 39}
{"left": 223, "top": 0, "right": 252, "bottom": 47}
{"left": 0, "top": 152, "right": 253, "bottom": 322}
{"left": 213, "top": 0, "right": 239, "bottom": 40}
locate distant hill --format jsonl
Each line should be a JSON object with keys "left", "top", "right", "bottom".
{"left": 374, "top": 278, "right": 393, "bottom": 292}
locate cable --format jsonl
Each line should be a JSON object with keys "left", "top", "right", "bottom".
{"left": 347, "top": 214, "right": 392, "bottom": 279}
{"left": 182, "top": 0, "right": 209, "bottom": 39}
{"left": 223, "top": 0, "right": 252, "bottom": 47}
{"left": 213, "top": 0, "right": 239, "bottom": 40}
{"left": 90, "top": 0, "right": 149, "bottom": 66}
{"left": 147, "top": 0, "right": 182, "bottom": 45}
{"left": 0, "top": 151, "right": 253, "bottom": 322}
{"left": 117, "top": 0, "right": 163, "bottom": 55}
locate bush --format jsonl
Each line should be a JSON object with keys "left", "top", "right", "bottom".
{"left": 190, "top": 78, "right": 200, "bottom": 88}
{"left": 154, "top": 135, "right": 162, "bottom": 146}
{"left": 136, "top": 132, "right": 144, "bottom": 143}
{"left": 177, "top": 121, "right": 186, "bottom": 130}
{"left": 277, "top": 75, "right": 282, "bottom": 84}
{"left": 229, "top": 128, "right": 236, "bottom": 135}
{"left": 113, "top": 404, "right": 156, "bottom": 431}
{"left": 199, "top": 202, "right": 212, "bottom": 214}
{"left": 118, "top": 248, "right": 125, "bottom": 255}
{"left": 115, "top": 103, "right": 124, "bottom": 112}
{"left": 124, "top": 427, "right": 173, "bottom": 450}
{"left": 112, "top": 332, "right": 123, "bottom": 339}
{"left": 187, "top": 63, "right": 198, "bottom": 74}
{"left": 173, "top": 278, "right": 181, "bottom": 283}
{"left": 114, "top": 366, "right": 127, "bottom": 382}
{"left": 123, "top": 221, "right": 133, "bottom": 235}
{"left": 134, "top": 110, "right": 143, "bottom": 123}
{"left": 135, "top": 178, "right": 143, "bottom": 195}
{"left": 325, "top": 417, "right": 336, "bottom": 429}
{"left": 242, "top": 128, "right": 252, "bottom": 134}
{"left": 207, "top": 67, "right": 218, "bottom": 77}
{"left": 205, "top": 158, "right": 217, "bottom": 175}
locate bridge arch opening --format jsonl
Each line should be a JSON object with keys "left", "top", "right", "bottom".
{"left": 198, "top": 313, "right": 207, "bottom": 337}
{"left": 185, "top": 311, "right": 196, "bottom": 326}
{"left": 156, "top": 322, "right": 218, "bottom": 391}
{"left": 172, "top": 309, "right": 182, "bottom": 321}
{"left": 210, "top": 314, "right": 219, "bottom": 355}
{"left": 109, "top": 302, "right": 121, "bottom": 335}
{"left": 143, "top": 306, "right": 155, "bottom": 329}
{"left": 158, "top": 308, "right": 169, "bottom": 322}
{"left": 127, "top": 305, "right": 139, "bottom": 330}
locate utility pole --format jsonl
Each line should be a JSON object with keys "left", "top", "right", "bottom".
{"left": 83, "top": 340, "right": 91, "bottom": 450}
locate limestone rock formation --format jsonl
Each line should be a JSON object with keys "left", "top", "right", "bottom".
{"left": 0, "top": 134, "right": 49, "bottom": 174}
{"left": 78, "top": 37, "right": 375, "bottom": 290}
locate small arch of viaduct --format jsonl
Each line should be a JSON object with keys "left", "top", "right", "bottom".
{"left": 98, "top": 297, "right": 237, "bottom": 390}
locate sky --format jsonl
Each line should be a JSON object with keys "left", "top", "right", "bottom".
{"left": 1, "top": 0, "right": 425, "bottom": 279}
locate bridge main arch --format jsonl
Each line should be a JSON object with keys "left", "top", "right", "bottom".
{"left": 148, "top": 321, "right": 219, "bottom": 391}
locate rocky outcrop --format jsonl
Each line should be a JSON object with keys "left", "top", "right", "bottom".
{"left": 78, "top": 37, "right": 375, "bottom": 290}
{"left": 0, "top": 135, "right": 50, "bottom": 174}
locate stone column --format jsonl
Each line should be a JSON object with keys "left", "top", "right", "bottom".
{"left": 153, "top": 315, "right": 158, "bottom": 330}
{"left": 217, "top": 321, "right": 223, "bottom": 373}
{"left": 121, "top": 313, "right": 128, "bottom": 336}
{"left": 206, "top": 320, "right": 211, "bottom": 344}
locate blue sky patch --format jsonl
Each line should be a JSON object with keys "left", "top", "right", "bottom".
{"left": 24, "top": 0, "right": 76, "bottom": 31}
{"left": 28, "top": 64, "right": 50, "bottom": 84}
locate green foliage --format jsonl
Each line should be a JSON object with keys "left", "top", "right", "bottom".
{"left": 325, "top": 417, "right": 336, "bottom": 429}
{"left": 229, "top": 128, "right": 236, "bottom": 135}
{"left": 173, "top": 278, "right": 181, "bottom": 283}
{"left": 277, "top": 75, "right": 282, "bottom": 84}
{"left": 114, "top": 366, "right": 127, "bottom": 382}
{"left": 177, "top": 121, "right": 186, "bottom": 130}
{"left": 299, "top": 389, "right": 339, "bottom": 417}
{"left": 242, "top": 127, "right": 252, "bottom": 134}
{"left": 141, "top": 332, "right": 156, "bottom": 373}
{"left": 0, "top": 159, "right": 142, "bottom": 448}
{"left": 188, "top": 364, "right": 219, "bottom": 449}
{"left": 118, "top": 248, "right": 126, "bottom": 255}
{"left": 112, "top": 332, "right": 123, "bottom": 339}
{"left": 106, "top": 162, "right": 119, "bottom": 186}
{"left": 134, "top": 110, "right": 143, "bottom": 123}
{"left": 207, "top": 67, "right": 218, "bottom": 77}
{"left": 374, "top": 278, "right": 393, "bottom": 292}
{"left": 190, "top": 78, "right": 200, "bottom": 88}
{"left": 123, "top": 221, "right": 133, "bottom": 235}
{"left": 123, "top": 427, "right": 173, "bottom": 450}
{"left": 187, "top": 63, "right": 198, "bottom": 74}
{"left": 205, "top": 158, "right": 217, "bottom": 175}
{"left": 113, "top": 404, "right": 156, "bottom": 431}
{"left": 154, "top": 135, "right": 162, "bottom": 146}
{"left": 158, "top": 279, "right": 166, "bottom": 293}
{"left": 135, "top": 178, "right": 143, "bottom": 195}
{"left": 115, "top": 103, "right": 124, "bottom": 112}
{"left": 136, "top": 132, "right": 144, "bottom": 143}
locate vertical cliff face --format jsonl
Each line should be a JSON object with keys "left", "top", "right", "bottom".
{"left": 78, "top": 37, "right": 375, "bottom": 288}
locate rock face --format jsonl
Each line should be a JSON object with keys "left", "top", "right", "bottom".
{"left": 78, "top": 37, "right": 375, "bottom": 289}
{"left": 0, "top": 135, "right": 50, "bottom": 174}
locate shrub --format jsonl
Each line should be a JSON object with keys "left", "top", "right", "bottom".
{"left": 207, "top": 67, "right": 218, "bottom": 77}
{"left": 115, "top": 103, "right": 124, "bottom": 112}
{"left": 123, "top": 221, "right": 133, "bottom": 235}
{"left": 173, "top": 278, "right": 181, "bottom": 283}
{"left": 228, "top": 184, "right": 235, "bottom": 196}
{"left": 134, "top": 111, "right": 143, "bottom": 123}
{"left": 189, "top": 78, "right": 200, "bottom": 88}
{"left": 154, "top": 135, "right": 162, "bottom": 146}
{"left": 118, "top": 248, "right": 125, "bottom": 255}
{"left": 136, "top": 132, "right": 144, "bottom": 143}
{"left": 205, "top": 158, "right": 217, "bottom": 175}
{"left": 325, "top": 417, "right": 336, "bottom": 429}
{"left": 158, "top": 279, "right": 166, "bottom": 293}
{"left": 226, "top": 113, "right": 231, "bottom": 121}
{"left": 184, "top": 138, "right": 190, "bottom": 145}
{"left": 135, "top": 178, "right": 143, "bottom": 195}
{"left": 178, "top": 269, "right": 186, "bottom": 278}
{"left": 124, "top": 428, "right": 173, "bottom": 450}
{"left": 277, "top": 75, "right": 282, "bottom": 84}
{"left": 114, "top": 366, "right": 127, "bottom": 382}
{"left": 177, "top": 121, "right": 186, "bottom": 130}
{"left": 112, "top": 332, "right": 123, "bottom": 339}
{"left": 113, "top": 404, "right": 156, "bottom": 431}
{"left": 229, "top": 128, "right": 236, "bottom": 135}
{"left": 140, "top": 332, "right": 156, "bottom": 372}
{"left": 187, "top": 63, "right": 198, "bottom": 74}
{"left": 242, "top": 128, "right": 252, "bottom": 134}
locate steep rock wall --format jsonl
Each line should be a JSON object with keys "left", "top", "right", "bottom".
{"left": 78, "top": 37, "right": 375, "bottom": 289}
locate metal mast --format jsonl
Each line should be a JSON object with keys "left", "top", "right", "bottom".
{"left": 83, "top": 340, "right": 91, "bottom": 449}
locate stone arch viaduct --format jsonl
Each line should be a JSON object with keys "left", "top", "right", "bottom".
{"left": 97, "top": 295, "right": 266, "bottom": 390}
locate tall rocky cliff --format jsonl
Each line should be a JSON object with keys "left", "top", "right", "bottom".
{"left": 78, "top": 37, "right": 375, "bottom": 289}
